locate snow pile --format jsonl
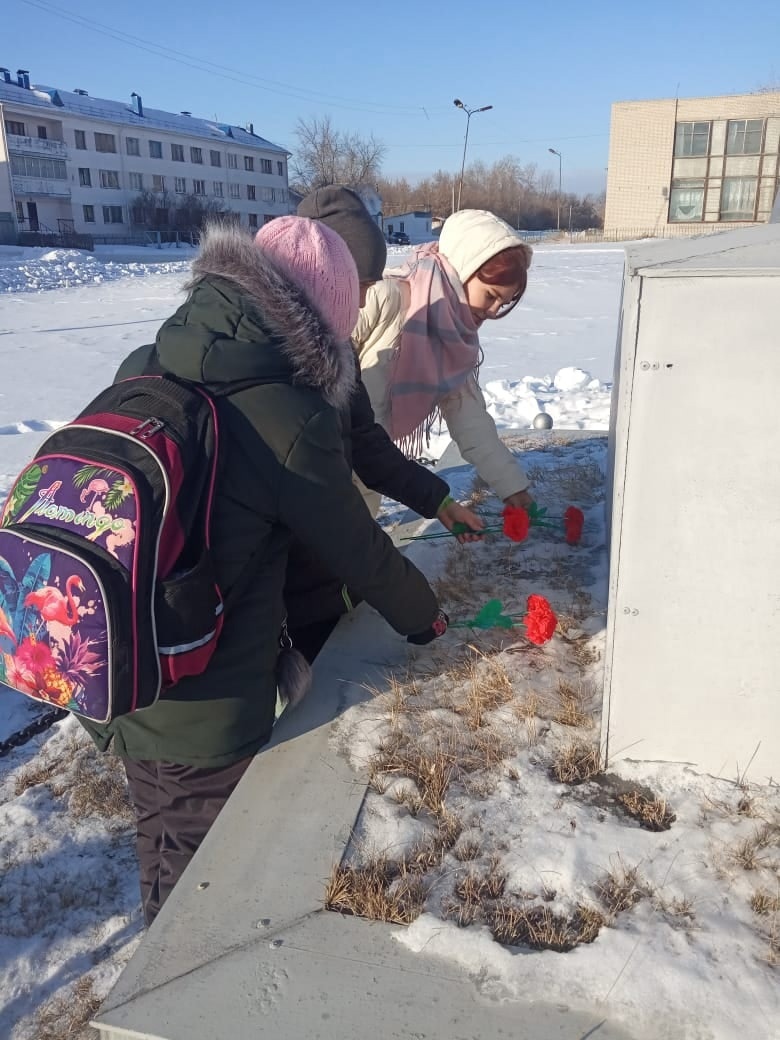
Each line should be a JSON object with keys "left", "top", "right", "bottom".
{"left": 0, "top": 248, "right": 191, "bottom": 294}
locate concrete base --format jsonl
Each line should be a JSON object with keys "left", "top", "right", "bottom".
{"left": 93, "top": 435, "right": 631, "bottom": 1040}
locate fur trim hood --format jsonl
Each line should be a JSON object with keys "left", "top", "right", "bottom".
{"left": 438, "top": 209, "right": 533, "bottom": 286}
{"left": 186, "top": 222, "right": 356, "bottom": 410}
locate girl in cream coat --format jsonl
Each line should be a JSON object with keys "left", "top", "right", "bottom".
{"left": 353, "top": 209, "right": 535, "bottom": 515}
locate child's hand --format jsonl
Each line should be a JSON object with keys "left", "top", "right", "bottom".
{"left": 437, "top": 500, "right": 485, "bottom": 543}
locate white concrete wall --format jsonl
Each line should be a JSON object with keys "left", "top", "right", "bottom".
{"left": 603, "top": 228, "right": 780, "bottom": 779}
{"left": 384, "top": 212, "right": 432, "bottom": 241}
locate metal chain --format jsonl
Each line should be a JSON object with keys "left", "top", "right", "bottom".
{"left": 0, "top": 707, "right": 68, "bottom": 758}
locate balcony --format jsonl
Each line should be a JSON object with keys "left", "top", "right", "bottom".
{"left": 7, "top": 134, "right": 68, "bottom": 158}
{"left": 12, "top": 176, "right": 71, "bottom": 198}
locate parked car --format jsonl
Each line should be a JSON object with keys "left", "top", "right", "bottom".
{"left": 387, "top": 231, "right": 410, "bottom": 245}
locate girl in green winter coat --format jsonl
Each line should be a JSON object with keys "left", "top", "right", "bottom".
{"left": 81, "top": 217, "right": 448, "bottom": 926}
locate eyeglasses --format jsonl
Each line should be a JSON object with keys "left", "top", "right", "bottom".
{"left": 488, "top": 293, "right": 523, "bottom": 319}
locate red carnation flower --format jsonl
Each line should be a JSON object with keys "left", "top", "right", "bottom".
{"left": 522, "top": 594, "right": 557, "bottom": 645}
{"left": 502, "top": 506, "right": 531, "bottom": 543}
{"left": 564, "top": 506, "right": 584, "bottom": 545}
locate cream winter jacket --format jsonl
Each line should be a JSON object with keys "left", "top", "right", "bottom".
{"left": 353, "top": 210, "right": 532, "bottom": 502}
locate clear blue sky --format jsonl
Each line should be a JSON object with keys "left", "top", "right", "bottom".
{"left": 6, "top": 0, "right": 780, "bottom": 196}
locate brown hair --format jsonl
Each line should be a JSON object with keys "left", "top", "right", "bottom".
{"left": 475, "top": 246, "right": 529, "bottom": 310}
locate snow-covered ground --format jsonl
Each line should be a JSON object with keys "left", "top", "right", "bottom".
{"left": 4, "top": 242, "right": 773, "bottom": 1040}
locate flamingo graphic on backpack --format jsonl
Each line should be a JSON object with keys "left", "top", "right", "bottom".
{"left": 0, "top": 375, "right": 224, "bottom": 723}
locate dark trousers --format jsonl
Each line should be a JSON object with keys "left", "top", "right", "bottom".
{"left": 287, "top": 616, "right": 340, "bottom": 665}
{"left": 123, "top": 755, "right": 253, "bottom": 927}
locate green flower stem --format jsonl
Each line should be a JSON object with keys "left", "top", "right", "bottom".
{"left": 401, "top": 524, "right": 502, "bottom": 542}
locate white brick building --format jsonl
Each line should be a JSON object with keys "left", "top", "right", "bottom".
{"left": 0, "top": 66, "right": 293, "bottom": 242}
{"left": 605, "top": 91, "right": 780, "bottom": 238}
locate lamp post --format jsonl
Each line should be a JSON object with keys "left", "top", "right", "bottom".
{"left": 548, "top": 147, "right": 562, "bottom": 231}
{"left": 454, "top": 98, "right": 492, "bottom": 211}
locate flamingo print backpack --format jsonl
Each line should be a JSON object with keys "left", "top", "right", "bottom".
{"left": 0, "top": 375, "right": 225, "bottom": 723}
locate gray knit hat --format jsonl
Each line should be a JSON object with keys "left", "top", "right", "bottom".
{"left": 297, "top": 186, "right": 387, "bottom": 282}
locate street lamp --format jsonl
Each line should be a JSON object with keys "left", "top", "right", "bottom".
{"left": 548, "top": 147, "right": 562, "bottom": 231}
{"left": 454, "top": 98, "right": 493, "bottom": 211}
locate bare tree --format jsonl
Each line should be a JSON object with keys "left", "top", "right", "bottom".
{"left": 291, "top": 116, "right": 386, "bottom": 194}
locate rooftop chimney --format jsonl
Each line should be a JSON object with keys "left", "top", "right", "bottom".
{"left": 248, "top": 122, "right": 254, "bottom": 135}
{"left": 181, "top": 111, "right": 192, "bottom": 116}
{"left": 17, "top": 69, "right": 30, "bottom": 89}
{"left": 73, "top": 88, "right": 88, "bottom": 96}
{"left": 130, "top": 91, "right": 144, "bottom": 117}
{"left": 0, "top": 68, "right": 12, "bottom": 84}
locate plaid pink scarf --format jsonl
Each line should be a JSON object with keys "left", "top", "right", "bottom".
{"left": 385, "top": 243, "right": 480, "bottom": 452}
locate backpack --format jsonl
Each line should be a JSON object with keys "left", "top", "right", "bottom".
{"left": 0, "top": 375, "right": 225, "bottom": 724}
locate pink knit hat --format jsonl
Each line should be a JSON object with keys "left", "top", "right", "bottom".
{"left": 255, "top": 216, "right": 358, "bottom": 342}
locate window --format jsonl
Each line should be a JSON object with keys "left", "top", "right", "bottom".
{"left": 126, "top": 136, "right": 140, "bottom": 156}
{"left": 99, "top": 169, "right": 121, "bottom": 189}
{"left": 152, "top": 174, "right": 166, "bottom": 192}
{"left": 726, "top": 119, "right": 764, "bottom": 155}
{"left": 171, "top": 143, "right": 185, "bottom": 162}
{"left": 277, "top": 188, "right": 287, "bottom": 203}
{"left": 213, "top": 181, "right": 224, "bottom": 197}
{"left": 174, "top": 176, "right": 187, "bottom": 194}
{"left": 94, "top": 132, "right": 117, "bottom": 153}
{"left": 260, "top": 158, "right": 272, "bottom": 174}
{"left": 6, "top": 119, "right": 25, "bottom": 136}
{"left": 247, "top": 184, "right": 256, "bottom": 200}
{"left": 244, "top": 156, "right": 254, "bottom": 171}
{"left": 16, "top": 201, "right": 24, "bottom": 221}
{"left": 10, "top": 155, "right": 67, "bottom": 179}
{"left": 277, "top": 161, "right": 284, "bottom": 177}
{"left": 674, "top": 121, "right": 710, "bottom": 157}
{"left": 262, "top": 187, "right": 276, "bottom": 202}
{"left": 668, "top": 179, "right": 705, "bottom": 222}
{"left": 74, "top": 129, "right": 87, "bottom": 150}
{"left": 193, "top": 179, "right": 206, "bottom": 196}
{"left": 248, "top": 213, "right": 258, "bottom": 229}
{"left": 720, "top": 177, "right": 757, "bottom": 221}
{"left": 149, "top": 140, "right": 163, "bottom": 158}
{"left": 129, "top": 172, "right": 144, "bottom": 190}
{"left": 78, "top": 167, "right": 91, "bottom": 187}
{"left": 102, "top": 205, "right": 124, "bottom": 224}
{"left": 227, "top": 153, "right": 238, "bottom": 169}
{"left": 229, "top": 183, "right": 241, "bottom": 199}
{"left": 263, "top": 214, "right": 276, "bottom": 224}
{"left": 210, "top": 150, "right": 222, "bottom": 167}
{"left": 83, "top": 204, "right": 95, "bottom": 223}
{"left": 190, "top": 146, "right": 203, "bottom": 164}
{"left": 37, "top": 125, "right": 47, "bottom": 140}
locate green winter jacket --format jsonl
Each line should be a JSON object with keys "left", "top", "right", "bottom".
{"left": 79, "top": 224, "right": 439, "bottom": 767}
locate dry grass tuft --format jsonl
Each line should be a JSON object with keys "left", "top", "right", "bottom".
{"left": 63, "top": 754, "right": 134, "bottom": 823}
{"left": 488, "top": 901, "right": 604, "bottom": 952}
{"left": 730, "top": 822, "right": 780, "bottom": 872}
{"left": 553, "top": 680, "right": 594, "bottom": 729}
{"left": 550, "top": 740, "right": 602, "bottom": 785}
{"left": 454, "top": 860, "right": 507, "bottom": 905}
{"left": 14, "top": 757, "right": 62, "bottom": 797}
{"left": 325, "top": 858, "right": 426, "bottom": 925}
{"left": 617, "top": 789, "right": 676, "bottom": 831}
{"left": 452, "top": 837, "right": 482, "bottom": 862}
{"left": 595, "top": 857, "right": 648, "bottom": 916}
{"left": 751, "top": 889, "right": 780, "bottom": 916}
{"left": 32, "top": 974, "right": 102, "bottom": 1040}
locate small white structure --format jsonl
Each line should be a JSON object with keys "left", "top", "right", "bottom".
{"left": 383, "top": 209, "right": 431, "bottom": 242}
{"left": 603, "top": 224, "right": 780, "bottom": 781}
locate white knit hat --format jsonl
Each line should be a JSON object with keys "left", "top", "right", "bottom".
{"left": 255, "top": 216, "right": 359, "bottom": 342}
{"left": 438, "top": 209, "right": 533, "bottom": 285}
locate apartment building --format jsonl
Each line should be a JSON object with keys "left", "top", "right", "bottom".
{"left": 604, "top": 91, "right": 780, "bottom": 237}
{"left": 0, "top": 66, "right": 293, "bottom": 241}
